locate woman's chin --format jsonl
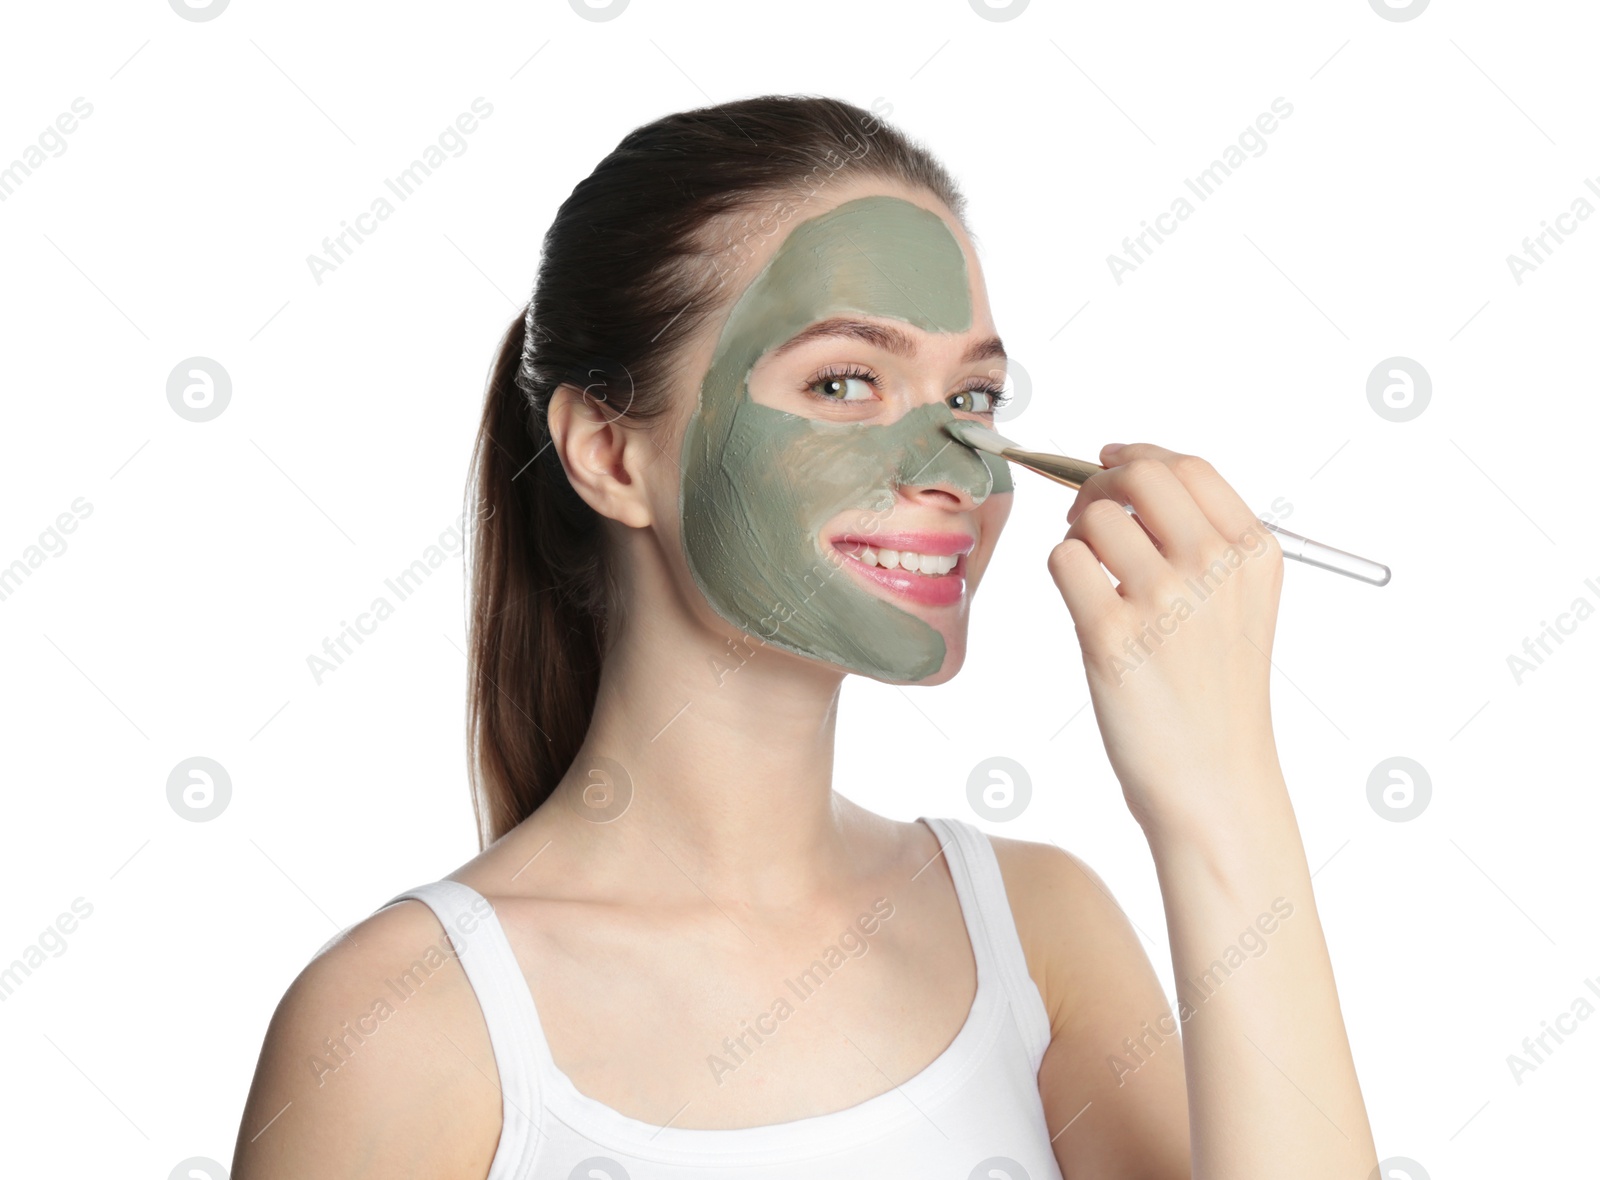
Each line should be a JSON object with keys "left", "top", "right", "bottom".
{"left": 875, "top": 633, "right": 968, "bottom": 686}
{"left": 908, "top": 658, "right": 963, "bottom": 687}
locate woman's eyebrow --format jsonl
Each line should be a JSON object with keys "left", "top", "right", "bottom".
{"left": 767, "top": 316, "right": 1006, "bottom": 364}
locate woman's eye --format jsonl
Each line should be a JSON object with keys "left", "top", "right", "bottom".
{"left": 810, "top": 374, "right": 875, "bottom": 402}
{"left": 949, "top": 387, "right": 1001, "bottom": 414}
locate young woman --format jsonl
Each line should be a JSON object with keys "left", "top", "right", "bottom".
{"left": 233, "top": 95, "right": 1377, "bottom": 1179}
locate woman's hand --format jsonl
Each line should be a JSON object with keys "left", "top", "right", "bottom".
{"left": 1046, "top": 444, "right": 1381, "bottom": 1180}
{"left": 1046, "top": 442, "right": 1287, "bottom": 842}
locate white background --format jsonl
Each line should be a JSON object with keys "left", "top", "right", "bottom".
{"left": 1, "top": 1, "right": 1595, "bottom": 1176}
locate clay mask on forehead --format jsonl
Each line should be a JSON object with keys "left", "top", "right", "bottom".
{"left": 679, "top": 195, "right": 1013, "bottom": 682}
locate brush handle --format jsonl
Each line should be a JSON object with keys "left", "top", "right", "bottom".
{"left": 1002, "top": 449, "right": 1105, "bottom": 487}
{"left": 1001, "top": 449, "right": 1392, "bottom": 588}
{"left": 1262, "top": 523, "right": 1391, "bottom": 586}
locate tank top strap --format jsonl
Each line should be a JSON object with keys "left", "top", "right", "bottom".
{"left": 378, "top": 880, "right": 547, "bottom": 1176}
{"left": 917, "top": 816, "right": 1054, "bottom": 1074}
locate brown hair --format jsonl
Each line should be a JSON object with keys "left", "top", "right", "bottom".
{"left": 464, "top": 94, "right": 969, "bottom": 847}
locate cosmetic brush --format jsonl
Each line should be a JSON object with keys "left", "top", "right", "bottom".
{"left": 944, "top": 420, "right": 1390, "bottom": 587}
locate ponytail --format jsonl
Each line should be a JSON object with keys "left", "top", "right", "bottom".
{"left": 464, "top": 313, "right": 605, "bottom": 847}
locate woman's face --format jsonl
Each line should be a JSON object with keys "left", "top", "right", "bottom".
{"left": 664, "top": 181, "right": 1014, "bottom": 686}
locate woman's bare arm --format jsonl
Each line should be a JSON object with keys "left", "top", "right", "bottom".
{"left": 1043, "top": 441, "right": 1378, "bottom": 1177}
{"left": 1145, "top": 771, "right": 1376, "bottom": 1176}
{"left": 996, "top": 836, "right": 1192, "bottom": 1179}
{"left": 231, "top": 902, "right": 502, "bottom": 1180}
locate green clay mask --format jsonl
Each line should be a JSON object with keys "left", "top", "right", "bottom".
{"left": 679, "top": 195, "right": 1013, "bottom": 682}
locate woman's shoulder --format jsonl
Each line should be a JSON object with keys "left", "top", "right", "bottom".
{"left": 962, "top": 823, "right": 1145, "bottom": 1032}
{"left": 983, "top": 826, "right": 1113, "bottom": 900}
{"left": 232, "top": 882, "right": 504, "bottom": 1177}
{"left": 918, "top": 812, "right": 1114, "bottom": 907}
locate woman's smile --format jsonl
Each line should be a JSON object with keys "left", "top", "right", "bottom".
{"left": 828, "top": 530, "right": 976, "bottom": 607}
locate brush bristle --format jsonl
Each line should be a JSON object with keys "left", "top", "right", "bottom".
{"left": 943, "top": 419, "right": 1019, "bottom": 454}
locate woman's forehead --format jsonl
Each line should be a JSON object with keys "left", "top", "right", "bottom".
{"left": 704, "top": 195, "right": 976, "bottom": 379}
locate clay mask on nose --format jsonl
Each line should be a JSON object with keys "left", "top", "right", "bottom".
{"left": 679, "top": 195, "right": 1013, "bottom": 682}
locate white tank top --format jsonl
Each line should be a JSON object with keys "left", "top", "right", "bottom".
{"left": 376, "top": 815, "right": 1065, "bottom": 1178}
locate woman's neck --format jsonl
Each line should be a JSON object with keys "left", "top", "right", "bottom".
{"left": 534, "top": 613, "right": 875, "bottom": 908}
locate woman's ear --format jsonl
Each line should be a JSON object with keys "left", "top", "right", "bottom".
{"left": 546, "top": 381, "right": 653, "bottom": 529}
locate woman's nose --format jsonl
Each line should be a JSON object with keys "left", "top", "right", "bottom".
{"left": 890, "top": 403, "right": 995, "bottom": 507}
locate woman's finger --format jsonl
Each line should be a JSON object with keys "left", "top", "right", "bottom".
{"left": 1065, "top": 495, "right": 1169, "bottom": 592}
{"left": 1046, "top": 534, "right": 1122, "bottom": 630}
{"left": 1069, "top": 450, "right": 1217, "bottom": 564}
{"left": 1099, "top": 443, "right": 1266, "bottom": 553}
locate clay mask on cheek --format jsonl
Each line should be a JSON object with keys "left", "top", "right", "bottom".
{"left": 679, "top": 196, "right": 1013, "bottom": 682}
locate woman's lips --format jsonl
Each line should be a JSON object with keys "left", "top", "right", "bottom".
{"left": 828, "top": 535, "right": 971, "bottom": 607}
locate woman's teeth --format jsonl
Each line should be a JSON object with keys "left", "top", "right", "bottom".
{"left": 852, "top": 546, "right": 958, "bottom": 576}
